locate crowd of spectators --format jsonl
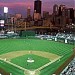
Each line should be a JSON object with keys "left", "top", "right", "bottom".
{"left": 60, "top": 57, "right": 75, "bottom": 75}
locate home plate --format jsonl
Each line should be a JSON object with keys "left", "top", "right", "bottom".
{"left": 29, "top": 71, "right": 35, "bottom": 75}
{"left": 24, "top": 70, "right": 40, "bottom": 75}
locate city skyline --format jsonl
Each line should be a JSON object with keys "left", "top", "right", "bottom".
{"left": 0, "top": 0, "right": 74, "bottom": 17}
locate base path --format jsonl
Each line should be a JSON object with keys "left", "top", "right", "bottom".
{"left": 0, "top": 50, "right": 60, "bottom": 61}
{"left": 0, "top": 50, "right": 61, "bottom": 75}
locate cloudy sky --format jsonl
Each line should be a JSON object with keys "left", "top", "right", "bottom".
{"left": 0, "top": 0, "right": 74, "bottom": 16}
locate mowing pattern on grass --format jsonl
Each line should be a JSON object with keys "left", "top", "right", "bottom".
{"left": 0, "top": 39, "right": 73, "bottom": 55}
{"left": 0, "top": 39, "right": 74, "bottom": 75}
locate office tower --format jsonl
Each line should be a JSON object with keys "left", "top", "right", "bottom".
{"left": 74, "top": 10, "right": 75, "bottom": 24}
{"left": 27, "top": 7, "right": 31, "bottom": 17}
{"left": 34, "top": 0, "right": 42, "bottom": 21}
{"left": 74, "top": 10, "right": 75, "bottom": 18}
{"left": 67, "top": 8, "right": 74, "bottom": 23}
{"left": 69, "top": 8, "right": 74, "bottom": 19}
{"left": 53, "top": 4, "right": 59, "bottom": 25}
{"left": 62, "top": 8, "right": 66, "bottom": 17}
{"left": 43, "top": 11, "right": 49, "bottom": 19}
{"left": 15, "top": 14, "right": 22, "bottom": 19}
{"left": 53, "top": 4, "right": 58, "bottom": 15}
{"left": 34, "top": 0, "right": 42, "bottom": 14}
{"left": 74, "top": 9, "right": 75, "bottom": 18}
{"left": 58, "top": 5, "right": 65, "bottom": 16}
{"left": 27, "top": 7, "right": 32, "bottom": 21}
{"left": 34, "top": 10, "right": 41, "bottom": 21}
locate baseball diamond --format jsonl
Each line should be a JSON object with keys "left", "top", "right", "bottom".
{"left": 0, "top": 39, "right": 74, "bottom": 75}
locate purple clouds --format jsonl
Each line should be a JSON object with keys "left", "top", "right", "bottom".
{"left": 0, "top": 0, "right": 74, "bottom": 16}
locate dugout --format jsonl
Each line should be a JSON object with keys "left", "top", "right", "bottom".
{"left": 20, "top": 30, "right": 35, "bottom": 37}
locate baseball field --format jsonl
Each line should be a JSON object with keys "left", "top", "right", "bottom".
{"left": 0, "top": 38, "right": 74, "bottom": 75}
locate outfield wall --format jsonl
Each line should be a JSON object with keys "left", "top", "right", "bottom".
{"left": 20, "top": 31, "right": 35, "bottom": 37}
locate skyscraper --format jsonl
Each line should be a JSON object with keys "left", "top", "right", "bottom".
{"left": 34, "top": 0, "right": 42, "bottom": 14}
{"left": 43, "top": 11, "right": 49, "bottom": 19}
{"left": 27, "top": 7, "right": 31, "bottom": 17}
{"left": 53, "top": 4, "right": 58, "bottom": 15}
{"left": 67, "top": 8, "right": 74, "bottom": 23}
{"left": 58, "top": 5, "right": 65, "bottom": 16}
{"left": 27, "top": 7, "right": 32, "bottom": 21}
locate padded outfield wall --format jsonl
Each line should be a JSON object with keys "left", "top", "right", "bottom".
{"left": 19, "top": 31, "right": 35, "bottom": 37}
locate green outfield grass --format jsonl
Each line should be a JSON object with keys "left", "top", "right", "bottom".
{"left": 0, "top": 39, "right": 74, "bottom": 75}
{"left": 0, "top": 39, "right": 73, "bottom": 55}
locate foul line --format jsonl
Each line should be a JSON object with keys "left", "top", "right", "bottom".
{"left": 0, "top": 58, "right": 40, "bottom": 75}
{"left": 36, "top": 56, "right": 62, "bottom": 71}
{"left": 0, "top": 58, "right": 28, "bottom": 72}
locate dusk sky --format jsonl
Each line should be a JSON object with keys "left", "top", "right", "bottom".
{"left": 0, "top": 0, "right": 74, "bottom": 17}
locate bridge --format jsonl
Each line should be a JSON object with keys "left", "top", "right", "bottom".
{"left": 5, "top": 23, "right": 59, "bottom": 31}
